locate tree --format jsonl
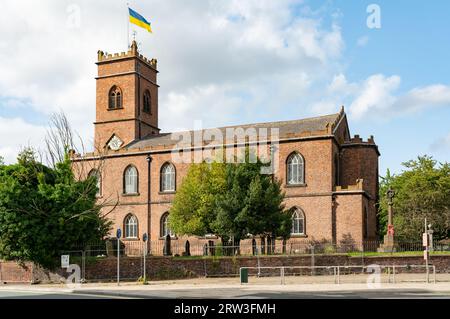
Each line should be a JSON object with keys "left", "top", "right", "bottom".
{"left": 0, "top": 149, "right": 112, "bottom": 269}
{"left": 170, "top": 161, "right": 227, "bottom": 236}
{"left": 170, "top": 149, "right": 291, "bottom": 247}
{"left": 379, "top": 156, "right": 450, "bottom": 241}
{"left": 0, "top": 155, "right": 4, "bottom": 166}
{"left": 212, "top": 158, "right": 291, "bottom": 246}
{"left": 0, "top": 111, "right": 114, "bottom": 269}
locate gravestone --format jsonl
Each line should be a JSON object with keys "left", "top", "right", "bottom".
{"left": 183, "top": 240, "right": 191, "bottom": 257}
{"left": 163, "top": 234, "right": 172, "bottom": 256}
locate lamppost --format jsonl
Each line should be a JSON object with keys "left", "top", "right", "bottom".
{"left": 386, "top": 187, "right": 395, "bottom": 238}
{"left": 423, "top": 219, "right": 433, "bottom": 283}
{"left": 378, "top": 187, "right": 396, "bottom": 252}
{"left": 427, "top": 224, "right": 434, "bottom": 252}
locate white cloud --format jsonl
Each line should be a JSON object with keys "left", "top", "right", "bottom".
{"left": 0, "top": 0, "right": 346, "bottom": 162}
{"left": 316, "top": 73, "right": 450, "bottom": 120}
{"left": 349, "top": 74, "right": 401, "bottom": 119}
{"left": 0, "top": 117, "right": 47, "bottom": 164}
{"left": 1, "top": 0, "right": 449, "bottom": 165}
{"left": 357, "top": 35, "right": 369, "bottom": 47}
{"left": 430, "top": 132, "right": 450, "bottom": 153}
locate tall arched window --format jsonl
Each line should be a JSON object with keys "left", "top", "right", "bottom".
{"left": 291, "top": 208, "right": 305, "bottom": 235}
{"left": 143, "top": 90, "right": 151, "bottom": 113}
{"left": 109, "top": 86, "right": 122, "bottom": 109}
{"left": 88, "top": 169, "right": 102, "bottom": 197}
{"left": 124, "top": 165, "right": 138, "bottom": 194}
{"left": 160, "top": 213, "right": 173, "bottom": 238}
{"left": 124, "top": 214, "right": 138, "bottom": 239}
{"left": 160, "top": 163, "right": 176, "bottom": 192}
{"left": 287, "top": 153, "right": 305, "bottom": 185}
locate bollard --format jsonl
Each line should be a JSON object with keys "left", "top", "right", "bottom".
{"left": 240, "top": 268, "right": 248, "bottom": 284}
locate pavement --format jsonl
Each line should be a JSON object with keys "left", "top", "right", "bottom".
{"left": 1, "top": 279, "right": 450, "bottom": 299}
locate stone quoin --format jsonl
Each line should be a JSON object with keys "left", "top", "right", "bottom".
{"left": 71, "top": 41, "right": 380, "bottom": 252}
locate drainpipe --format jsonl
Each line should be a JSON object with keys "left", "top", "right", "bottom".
{"left": 146, "top": 155, "right": 152, "bottom": 251}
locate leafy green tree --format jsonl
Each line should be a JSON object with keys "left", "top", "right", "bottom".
{"left": 379, "top": 156, "right": 450, "bottom": 241}
{"left": 0, "top": 149, "right": 112, "bottom": 268}
{"left": 170, "top": 161, "right": 227, "bottom": 236}
{"left": 212, "top": 158, "right": 291, "bottom": 246}
{"left": 170, "top": 149, "right": 291, "bottom": 246}
{"left": 0, "top": 155, "right": 4, "bottom": 166}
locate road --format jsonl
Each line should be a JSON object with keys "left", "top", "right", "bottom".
{"left": 72, "top": 287, "right": 450, "bottom": 299}
{"left": 1, "top": 283, "right": 450, "bottom": 299}
{"left": 0, "top": 290, "right": 123, "bottom": 299}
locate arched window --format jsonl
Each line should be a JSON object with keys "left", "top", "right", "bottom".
{"left": 143, "top": 90, "right": 151, "bottom": 113}
{"left": 291, "top": 208, "right": 305, "bottom": 235}
{"left": 160, "top": 213, "right": 173, "bottom": 238}
{"left": 160, "top": 163, "right": 176, "bottom": 192}
{"left": 124, "top": 165, "right": 138, "bottom": 194}
{"left": 124, "top": 214, "right": 138, "bottom": 239}
{"left": 287, "top": 153, "right": 305, "bottom": 185}
{"left": 109, "top": 86, "right": 122, "bottom": 109}
{"left": 88, "top": 169, "right": 101, "bottom": 197}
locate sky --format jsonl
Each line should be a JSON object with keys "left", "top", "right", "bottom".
{"left": 0, "top": 0, "right": 449, "bottom": 175}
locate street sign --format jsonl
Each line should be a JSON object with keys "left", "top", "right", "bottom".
{"left": 116, "top": 228, "right": 122, "bottom": 239}
{"left": 143, "top": 233, "right": 148, "bottom": 242}
{"left": 422, "top": 233, "right": 428, "bottom": 247}
{"left": 61, "top": 255, "right": 70, "bottom": 268}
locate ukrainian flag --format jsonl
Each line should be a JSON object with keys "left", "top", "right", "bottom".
{"left": 129, "top": 8, "right": 152, "bottom": 33}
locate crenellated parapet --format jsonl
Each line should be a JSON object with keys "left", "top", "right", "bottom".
{"left": 334, "top": 179, "right": 364, "bottom": 192}
{"left": 97, "top": 40, "right": 157, "bottom": 69}
{"left": 345, "top": 134, "right": 376, "bottom": 145}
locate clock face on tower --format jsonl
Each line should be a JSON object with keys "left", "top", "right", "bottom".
{"left": 108, "top": 135, "right": 123, "bottom": 151}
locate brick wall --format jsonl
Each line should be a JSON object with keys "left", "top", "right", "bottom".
{"left": 20, "top": 255, "right": 450, "bottom": 284}
{"left": 0, "top": 261, "right": 34, "bottom": 283}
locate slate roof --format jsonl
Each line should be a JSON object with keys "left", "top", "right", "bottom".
{"left": 126, "top": 112, "right": 342, "bottom": 150}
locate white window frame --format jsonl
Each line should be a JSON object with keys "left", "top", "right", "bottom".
{"left": 88, "top": 169, "right": 101, "bottom": 197}
{"left": 287, "top": 153, "right": 305, "bottom": 185}
{"left": 125, "top": 215, "right": 138, "bottom": 239}
{"left": 124, "top": 166, "right": 138, "bottom": 194}
{"left": 291, "top": 209, "right": 305, "bottom": 235}
{"left": 161, "top": 163, "right": 176, "bottom": 192}
{"left": 161, "top": 213, "right": 173, "bottom": 238}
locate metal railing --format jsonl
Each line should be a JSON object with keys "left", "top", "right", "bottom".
{"left": 239, "top": 265, "right": 437, "bottom": 285}
{"left": 71, "top": 239, "right": 450, "bottom": 257}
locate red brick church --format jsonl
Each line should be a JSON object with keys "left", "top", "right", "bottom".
{"left": 72, "top": 41, "right": 380, "bottom": 254}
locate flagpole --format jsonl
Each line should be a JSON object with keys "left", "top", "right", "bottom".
{"left": 127, "top": 2, "right": 130, "bottom": 48}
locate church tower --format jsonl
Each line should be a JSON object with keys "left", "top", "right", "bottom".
{"left": 94, "top": 41, "right": 160, "bottom": 151}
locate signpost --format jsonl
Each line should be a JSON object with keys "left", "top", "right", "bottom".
{"left": 116, "top": 228, "right": 122, "bottom": 286}
{"left": 61, "top": 255, "right": 70, "bottom": 268}
{"left": 423, "top": 219, "right": 429, "bottom": 283}
{"left": 143, "top": 233, "right": 148, "bottom": 284}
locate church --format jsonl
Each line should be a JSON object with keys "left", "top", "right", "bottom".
{"left": 72, "top": 41, "right": 380, "bottom": 254}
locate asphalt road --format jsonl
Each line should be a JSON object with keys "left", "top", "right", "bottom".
{"left": 1, "top": 288, "right": 450, "bottom": 299}
{"left": 74, "top": 288, "right": 450, "bottom": 299}
{"left": 0, "top": 290, "right": 124, "bottom": 299}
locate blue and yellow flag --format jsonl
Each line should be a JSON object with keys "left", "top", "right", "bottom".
{"left": 129, "top": 8, "right": 152, "bottom": 33}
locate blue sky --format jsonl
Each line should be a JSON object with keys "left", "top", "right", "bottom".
{"left": 331, "top": 0, "right": 450, "bottom": 174}
{"left": 0, "top": 0, "right": 449, "bottom": 176}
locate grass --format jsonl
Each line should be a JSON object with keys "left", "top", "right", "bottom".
{"left": 348, "top": 251, "right": 450, "bottom": 257}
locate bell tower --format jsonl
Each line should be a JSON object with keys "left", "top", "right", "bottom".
{"left": 94, "top": 41, "right": 160, "bottom": 151}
